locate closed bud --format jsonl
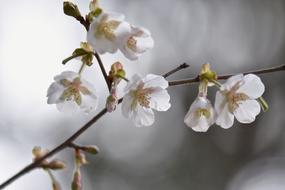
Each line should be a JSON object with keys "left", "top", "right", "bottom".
{"left": 45, "top": 160, "right": 66, "bottom": 170}
{"left": 81, "top": 145, "right": 99, "bottom": 155}
{"left": 72, "top": 170, "right": 82, "bottom": 190}
{"left": 75, "top": 150, "right": 88, "bottom": 166}
{"left": 63, "top": 1, "right": 81, "bottom": 19}
{"left": 32, "top": 146, "right": 49, "bottom": 161}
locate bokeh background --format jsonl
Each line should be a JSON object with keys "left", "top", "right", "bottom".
{"left": 1, "top": 0, "right": 285, "bottom": 189}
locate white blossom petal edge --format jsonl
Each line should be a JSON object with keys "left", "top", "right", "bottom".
{"left": 87, "top": 12, "right": 131, "bottom": 54}
{"left": 184, "top": 96, "right": 215, "bottom": 132}
{"left": 122, "top": 74, "right": 171, "bottom": 127}
{"left": 215, "top": 74, "right": 265, "bottom": 129}
{"left": 47, "top": 71, "right": 98, "bottom": 114}
{"left": 119, "top": 25, "right": 154, "bottom": 60}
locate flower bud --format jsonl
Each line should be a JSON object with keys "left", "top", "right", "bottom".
{"left": 72, "top": 170, "right": 82, "bottom": 190}
{"left": 32, "top": 146, "right": 49, "bottom": 160}
{"left": 45, "top": 159, "right": 66, "bottom": 170}
{"left": 75, "top": 150, "right": 88, "bottom": 166}
{"left": 63, "top": 1, "right": 81, "bottom": 19}
{"left": 106, "top": 93, "right": 118, "bottom": 112}
{"left": 81, "top": 145, "right": 100, "bottom": 155}
{"left": 199, "top": 63, "right": 217, "bottom": 86}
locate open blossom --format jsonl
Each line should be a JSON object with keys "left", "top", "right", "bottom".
{"left": 215, "top": 74, "right": 265, "bottom": 129}
{"left": 122, "top": 74, "right": 171, "bottom": 127}
{"left": 184, "top": 96, "right": 215, "bottom": 132}
{"left": 119, "top": 26, "right": 154, "bottom": 60}
{"left": 47, "top": 71, "right": 98, "bottom": 113}
{"left": 87, "top": 12, "right": 131, "bottom": 54}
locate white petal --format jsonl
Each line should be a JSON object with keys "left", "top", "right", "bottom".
{"left": 214, "top": 91, "right": 226, "bottom": 114}
{"left": 47, "top": 82, "right": 65, "bottom": 104}
{"left": 80, "top": 78, "right": 97, "bottom": 96}
{"left": 149, "top": 88, "right": 171, "bottom": 111}
{"left": 119, "top": 43, "right": 140, "bottom": 60}
{"left": 238, "top": 74, "right": 265, "bottom": 99}
{"left": 133, "top": 106, "right": 155, "bottom": 127}
{"left": 56, "top": 101, "right": 79, "bottom": 114}
{"left": 80, "top": 94, "right": 99, "bottom": 113}
{"left": 195, "top": 116, "right": 211, "bottom": 132}
{"left": 142, "top": 74, "right": 168, "bottom": 89}
{"left": 124, "top": 74, "right": 142, "bottom": 93}
{"left": 215, "top": 103, "right": 234, "bottom": 129}
{"left": 121, "top": 93, "right": 134, "bottom": 118}
{"left": 234, "top": 99, "right": 261, "bottom": 124}
{"left": 135, "top": 35, "right": 154, "bottom": 53}
{"left": 104, "top": 12, "right": 125, "bottom": 21}
{"left": 54, "top": 71, "right": 78, "bottom": 82}
{"left": 222, "top": 74, "right": 243, "bottom": 91}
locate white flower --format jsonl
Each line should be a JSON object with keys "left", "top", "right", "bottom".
{"left": 119, "top": 26, "right": 154, "bottom": 60}
{"left": 47, "top": 71, "right": 98, "bottom": 113}
{"left": 87, "top": 12, "right": 131, "bottom": 54}
{"left": 184, "top": 96, "right": 215, "bottom": 132}
{"left": 215, "top": 74, "right": 265, "bottom": 129}
{"left": 122, "top": 74, "right": 171, "bottom": 127}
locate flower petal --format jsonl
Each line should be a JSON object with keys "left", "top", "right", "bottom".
{"left": 47, "top": 82, "right": 65, "bottom": 104}
{"left": 133, "top": 106, "right": 155, "bottom": 127}
{"left": 54, "top": 71, "right": 78, "bottom": 82}
{"left": 142, "top": 74, "right": 168, "bottom": 89}
{"left": 124, "top": 74, "right": 142, "bottom": 93}
{"left": 121, "top": 93, "right": 134, "bottom": 118}
{"left": 234, "top": 99, "right": 261, "bottom": 124}
{"left": 215, "top": 104, "right": 235, "bottom": 129}
{"left": 80, "top": 94, "right": 99, "bottom": 113}
{"left": 56, "top": 101, "right": 79, "bottom": 113}
{"left": 149, "top": 88, "right": 171, "bottom": 111}
{"left": 238, "top": 74, "right": 265, "bottom": 99}
{"left": 222, "top": 74, "right": 243, "bottom": 91}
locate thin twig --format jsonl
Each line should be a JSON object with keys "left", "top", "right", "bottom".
{"left": 93, "top": 52, "right": 111, "bottom": 91}
{"left": 163, "top": 63, "right": 190, "bottom": 78}
{"left": 169, "top": 64, "right": 285, "bottom": 86}
{"left": 0, "top": 64, "right": 188, "bottom": 189}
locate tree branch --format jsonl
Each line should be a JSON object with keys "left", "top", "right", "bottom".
{"left": 168, "top": 64, "right": 285, "bottom": 86}
{"left": 93, "top": 52, "right": 111, "bottom": 91}
{"left": 0, "top": 63, "right": 188, "bottom": 189}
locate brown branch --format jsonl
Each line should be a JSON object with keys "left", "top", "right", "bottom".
{"left": 93, "top": 52, "right": 111, "bottom": 91}
{"left": 163, "top": 63, "right": 190, "bottom": 78}
{"left": 0, "top": 64, "right": 188, "bottom": 189}
{"left": 169, "top": 64, "right": 285, "bottom": 86}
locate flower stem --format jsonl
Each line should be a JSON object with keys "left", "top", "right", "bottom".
{"left": 257, "top": 97, "right": 269, "bottom": 112}
{"left": 78, "top": 63, "right": 86, "bottom": 75}
{"left": 62, "top": 53, "right": 88, "bottom": 65}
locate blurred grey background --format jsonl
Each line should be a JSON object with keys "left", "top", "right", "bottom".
{"left": 0, "top": 0, "right": 285, "bottom": 189}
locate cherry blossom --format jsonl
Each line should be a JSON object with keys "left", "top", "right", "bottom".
{"left": 119, "top": 25, "right": 154, "bottom": 60}
{"left": 184, "top": 96, "right": 215, "bottom": 132}
{"left": 47, "top": 71, "right": 98, "bottom": 113}
{"left": 215, "top": 74, "right": 265, "bottom": 129}
{"left": 87, "top": 12, "right": 131, "bottom": 54}
{"left": 122, "top": 74, "right": 171, "bottom": 127}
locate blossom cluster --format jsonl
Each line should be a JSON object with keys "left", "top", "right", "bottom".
{"left": 47, "top": 1, "right": 268, "bottom": 131}
{"left": 184, "top": 64, "right": 266, "bottom": 132}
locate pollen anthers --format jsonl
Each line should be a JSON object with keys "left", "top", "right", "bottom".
{"left": 95, "top": 17, "right": 120, "bottom": 41}
{"left": 223, "top": 80, "right": 249, "bottom": 113}
{"left": 196, "top": 108, "right": 210, "bottom": 118}
{"left": 59, "top": 77, "right": 90, "bottom": 106}
{"left": 130, "top": 83, "right": 153, "bottom": 109}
